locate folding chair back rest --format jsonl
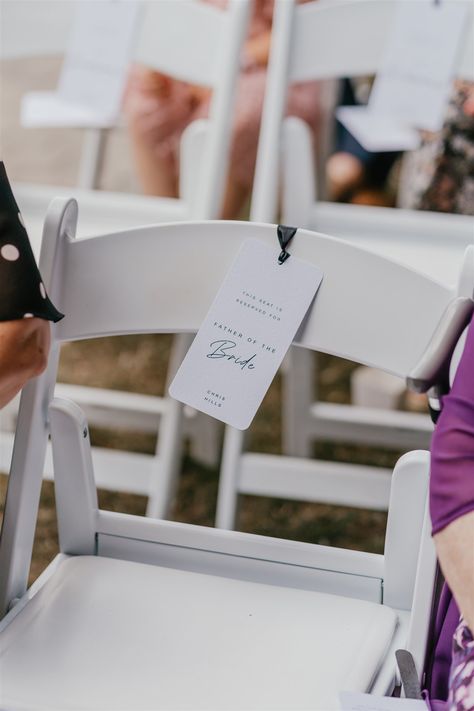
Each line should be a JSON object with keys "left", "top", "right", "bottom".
{"left": 287, "top": 0, "right": 395, "bottom": 83}
{"left": 288, "top": 0, "right": 473, "bottom": 83}
{"left": 0, "top": 0, "right": 73, "bottom": 60}
{"left": 40, "top": 199, "right": 463, "bottom": 380}
{"left": 137, "top": 1, "right": 238, "bottom": 88}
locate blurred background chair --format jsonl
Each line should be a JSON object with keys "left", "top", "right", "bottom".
{"left": 0, "top": 0, "right": 251, "bottom": 517}
{"left": 18, "top": 1, "right": 139, "bottom": 190}
{"left": 0, "top": 203, "right": 448, "bottom": 708}
{"left": 242, "top": 0, "right": 474, "bottom": 508}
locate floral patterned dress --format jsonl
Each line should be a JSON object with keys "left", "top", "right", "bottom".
{"left": 398, "top": 81, "right": 474, "bottom": 215}
{"left": 448, "top": 619, "right": 474, "bottom": 711}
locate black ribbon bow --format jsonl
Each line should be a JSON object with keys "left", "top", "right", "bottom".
{"left": 277, "top": 225, "right": 297, "bottom": 265}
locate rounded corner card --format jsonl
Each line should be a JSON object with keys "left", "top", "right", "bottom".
{"left": 170, "top": 238, "right": 323, "bottom": 430}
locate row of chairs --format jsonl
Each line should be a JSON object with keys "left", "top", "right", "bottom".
{"left": 1, "top": 1, "right": 473, "bottom": 705}
{"left": 2, "top": 0, "right": 473, "bottom": 525}
{"left": 1, "top": 203, "right": 472, "bottom": 707}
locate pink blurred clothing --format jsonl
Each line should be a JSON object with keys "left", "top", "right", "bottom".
{"left": 124, "top": 0, "right": 319, "bottom": 192}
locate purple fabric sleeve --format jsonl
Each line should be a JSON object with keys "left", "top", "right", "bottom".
{"left": 430, "top": 313, "right": 474, "bottom": 535}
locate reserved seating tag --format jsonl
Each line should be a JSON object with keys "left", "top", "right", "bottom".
{"left": 170, "top": 238, "right": 323, "bottom": 430}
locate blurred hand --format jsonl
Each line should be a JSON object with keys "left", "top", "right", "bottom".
{"left": 188, "top": 84, "right": 212, "bottom": 105}
{"left": 242, "top": 30, "right": 271, "bottom": 69}
{"left": 0, "top": 318, "right": 50, "bottom": 408}
{"left": 135, "top": 69, "right": 174, "bottom": 98}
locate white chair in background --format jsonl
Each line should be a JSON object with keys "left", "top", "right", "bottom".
{"left": 0, "top": 199, "right": 456, "bottom": 708}
{"left": 0, "top": 0, "right": 251, "bottom": 516}
{"left": 1, "top": 0, "right": 107, "bottom": 190}
{"left": 249, "top": 0, "right": 474, "bottom": 464}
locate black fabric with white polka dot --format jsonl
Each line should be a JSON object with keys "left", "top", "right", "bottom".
{"left": 0, "top": 162, "right": 63, "bottom": 323}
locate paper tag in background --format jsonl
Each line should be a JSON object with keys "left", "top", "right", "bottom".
{"left": 21, "top": 0, "right": 140, "bottom": 128}
{"left": 335, "top": 106, "right": 421, "bottom": 153}
{"left": 170, "top": 239, "right": 323, "bottom": 430}
{"left": 58, "top": 0, "right": 140, "bottom": 117}
{"left": 337, "top": 0, "right": 469, "bottom": 152}
{"left": 339, "top": 691, "right": 427, "bottom": 711}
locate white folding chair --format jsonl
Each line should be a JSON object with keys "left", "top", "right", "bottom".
{"left": 250, "top": 0, "right": 474, "bottom": 465}
{"left": 1, "top": 198, "right": 459, "bottom": 708}
{"left": 1, "top": 0, "right": 107, "bottom": 190}
{"left": 3, "top": 0, "right": 250, "bottom": 238}
{"left": 0, "top": 0, "right": 250, "bottom": 517}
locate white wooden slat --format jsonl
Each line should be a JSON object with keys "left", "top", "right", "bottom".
{"left": 49, "top": 211, "right": 453, "bottom": 382}
{"left": 13, "top": 182, "right": 188, "bottom": 257}
{"left": 288, "top": 0, "right": 474, "bottom": 83}
{"left": 310, "top": 202, "right": 474, "bottom": 286}
{"left": 96, "top": 509, "right": 385, "bottom": 580}
{"left": 289, "top": 0, "right": 394, "bottom": 82}
{"left": 0, "top": 1, "right": 75, "bottom": 59}
{"left": 403, "top": 507, "right": 437, "bottom": 680}
{"left": 383, "top": 451, "right": 430, "bottom": 611}
{"left": 239, "top": 453, "right": 392, "bottom": 510}
{"left": 135, "top": 0, "right": 226, "bottom": 88}
{"left": 50, "top": 399, "right": 98, "bottom": 555}
{"left": 98, "top": 533, "right": 383, "bottom": 602}
{"left": 308, "top": 402, "right": 433, "bottom": 450}
{"left": 54, "top": 384, "right": 167, "bottom": 432}
{"left": 0, "top": 431, "right": 152, "bottom": 496}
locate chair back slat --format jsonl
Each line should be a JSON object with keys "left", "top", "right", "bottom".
{"left": 288, "top": 0, "right": 394, "bottom": 83}
{"left": 50, "top": 203, "right": 454, "bottom": 379}
{"left": 136, "top": 1, "right": 230, "bottom": 88}
{"left": 0, "top": 0, "right": 74, "bottom": 59}
{"left": 288, "top": 0, "right": 473, "bottom": 83}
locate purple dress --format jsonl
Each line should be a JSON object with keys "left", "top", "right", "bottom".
{"left": 426, "top": 313, "right": 474, "bottom": 710}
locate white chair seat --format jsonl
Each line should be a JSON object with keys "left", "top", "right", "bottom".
{"left": 0, "top": 555, "right": 397, "bottom": 710}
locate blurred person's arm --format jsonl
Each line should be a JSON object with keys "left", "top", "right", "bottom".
{"left": 0, "top": 318, "right": 50, "bottom": 408}
{"left": 242, "top": 30, "right": 271, "bottom": 68}
{"left": 434, "top": 513, "right": 474, "bottom": 632}
{"left": 430, "top": 313, "right": 474, "bottom": 631}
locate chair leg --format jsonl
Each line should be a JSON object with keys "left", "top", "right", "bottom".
{"left": 215, "top": 426, "right": 246, "bottom": 530}
{"left": 77, "top": 128, "right": 108, "bottom": 190}
{"left": 282, "top": 347, "right": 314, "bottom": 457}
{"left": 146, "top": 397, "right": 184, "bottom": 519}
{"left": 187, "top": 412, "right": 222, "bottom": 468}
{"left": 50, "top": 398, "right": 98, "bottom": 555}
{"left": 167, "top": 333, "right": 221, "bottom": 468}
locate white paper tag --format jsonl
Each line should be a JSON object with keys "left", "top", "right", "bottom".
{"left": 336, "top": 106, "right": 421, "bottom": 153}
{"left": 170, "top": 238, "right": 323, "bottom": 430}
{"left": 370, "top": 0, "right": 468, "bottom": 134}
{"left": 337, "top": 0, "right": 469, "bottom": 151}
{"left": 58, "top": 0, "right": 140, "bottom": 118}
{"left": 339, "top": 691, "right": 427, "bottom": 711}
